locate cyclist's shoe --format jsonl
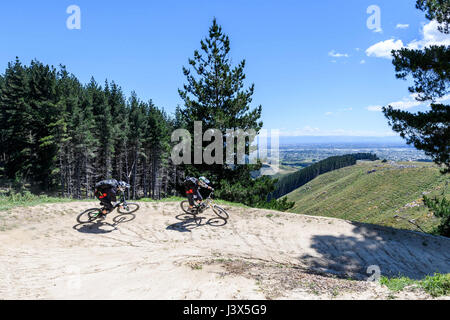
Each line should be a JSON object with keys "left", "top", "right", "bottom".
{"left": 99, "top": 209, "right": 109, "bottom": 219}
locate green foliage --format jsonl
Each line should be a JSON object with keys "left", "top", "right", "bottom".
{"left": 178, "top": 19, "right": 286, "bottom": 209}
{"left": 0, "top": 190, "right": 75, "bottom": 211}
{"left": 423, "top": 194, "right": 450, "bottom": 236}
{"left": 0, "top": 58, "right": 174, "bottom": 199}
{"left": 416, "top": 0, "right": 450, "bottom": 33}
{"left": 383, "top": 103, "right": 449, "bottom": 173}
{"left": 270, "top": 153, "right": 378, "bottom": 199}
{"left": 139, "top": 196, "right": 185, "bottom": 202}
{"left": 383, "top": 1, "right": 449, "bottom": 172}
{"left": 0, "top": 58, "right": 33, "bottom": 182}
{"left": 420, "top": 273, "right": 450, "bottom": 297}
{"left": 380, "top": 276, "right": 416, "bottom": 292}
{"left": 381, "top": 273, "right": 450, "bottom": 297}
{"left": 259, "top": 197, "right": 295, "bottom": 211}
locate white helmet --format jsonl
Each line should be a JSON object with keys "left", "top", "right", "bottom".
{"left": 198, "top": 176, "right": 210, "bottom": 185}
{"left": 118, "top": 181, "right": 130, "bottom": 190}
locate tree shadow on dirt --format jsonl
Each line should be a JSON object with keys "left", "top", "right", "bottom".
{"left": 297, "top": 221, "right": 450, "bottom": 280}
{"left": 73, "top": 213, "right": 136, "bottom": 234}
{"left": 166, "top": 213, "right": 227, "bottom": 233}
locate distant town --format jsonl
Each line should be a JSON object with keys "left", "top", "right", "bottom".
{"left": 278, "top": 142, "right": 430, "bottom": 169}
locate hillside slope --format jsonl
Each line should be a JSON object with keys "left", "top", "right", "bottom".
{"left": 0, "top": 200, "right": 449, "bottom": 299}
{"left": 284, "top": 161, "right": 449, "bottom": 232}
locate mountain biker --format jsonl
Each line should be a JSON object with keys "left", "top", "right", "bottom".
{"left": 183, "top": 176, "right": 214, "bottom": 213}
{"left": 94, "top": 179, "right": 130, "bottom": 216}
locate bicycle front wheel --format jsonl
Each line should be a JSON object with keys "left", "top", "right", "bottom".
{"left": 77, "top": 208, "right": 102, "bottom": 224}
{"left": 118, "top": 202, "right": 139, "bottom": 214}
{"left": 212, "top": 205, "right": 229, "bottom": 219}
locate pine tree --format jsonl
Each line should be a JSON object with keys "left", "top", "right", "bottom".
{"left": 127, "top": 92, "right": 146, "bottom": 199}
{"left": 0, "top": 58, "right": 175, "bottom": 200}
{"left": 0, "top": 58, "right": 33, "bottom": 182}
{"left": 383, "top": 0, "right": 450, "bottom": 173}
{"left": 106, "top": 81, "right": 128, "bottom": 181}
{"left": 144, "top": 101, "right": 171, "bottom": 198}
{"left": 178, "top": 19, "right": 266, "bottom": 204}
{"left": 27, "top": 60, "right": 60, "bottom": 190}
{"left": 55, "top": 66, "right": 83, "bottom": 197}
{"left": 0, "top": 74, "right": 5, "bottom": 178}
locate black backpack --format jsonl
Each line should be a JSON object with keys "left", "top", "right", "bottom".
{"left": 95, "top": 179, "right": 118, "bottom": 191}
{"left": 183, "top": 177, "right": 198, "bottom": 188}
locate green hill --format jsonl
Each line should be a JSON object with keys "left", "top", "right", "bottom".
{"left": 283, "top": 160, "right": 449, "bottom": 233}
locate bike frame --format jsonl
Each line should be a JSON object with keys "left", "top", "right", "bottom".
{"left": 196, "top": 192, "right": 215, "bottom": 211}
{"left": 99, "top": 188, "right": 128, "bottom": 211}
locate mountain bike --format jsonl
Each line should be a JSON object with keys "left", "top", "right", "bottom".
{"left": 180, "top": 191, "right": 229, "bottom": 219}
{"left": 77, "top": 192, "right": 140, "bottom": 224}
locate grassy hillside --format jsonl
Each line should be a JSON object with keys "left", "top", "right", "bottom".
{"left": 283, "top": 161, "right": 449, "bottom": 233}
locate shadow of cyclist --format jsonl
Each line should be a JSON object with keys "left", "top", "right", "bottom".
{"left": 73, "top": 220, "right": 117, "bottom": 234}
{"left": 73, "top": 212, "right": 136, "bottom": 234}
{"left": 166, "top": 213, "right": 227, "bottom": 233}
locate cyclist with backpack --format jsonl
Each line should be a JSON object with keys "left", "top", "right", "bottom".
{"left": 183, "top": 176, "right": 214, "bottom": 213}
{"left": 94, "top": 179, "right": 130, "bottom": 216}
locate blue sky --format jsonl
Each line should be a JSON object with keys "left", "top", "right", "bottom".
{"left": 1, "top": 0, "right": 449, "bottom": 137}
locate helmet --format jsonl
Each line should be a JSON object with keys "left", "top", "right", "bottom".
{"left": 118, "top": 181, "right": 130, "bottom": 190}
{"left": 198, "top": 176, "right": 210, "bottom": 185}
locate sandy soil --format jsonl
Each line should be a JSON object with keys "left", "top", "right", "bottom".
{"left": 0, "top": 201, "right": 449, "bottom": 300}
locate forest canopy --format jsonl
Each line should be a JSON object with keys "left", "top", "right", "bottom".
{"left": 0, "top": 58, "right": 175, "bottom": 199}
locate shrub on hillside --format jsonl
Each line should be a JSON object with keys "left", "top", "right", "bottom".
{"left": 424, "top": 195, "right": 450, "bottom": 237}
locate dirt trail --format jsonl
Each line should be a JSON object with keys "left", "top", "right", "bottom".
{"left": 0, "top": 201, "right": 449, "bottom": 299}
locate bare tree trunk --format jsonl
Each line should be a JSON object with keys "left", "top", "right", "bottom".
{"left": 106, "top": 153, "right": 111, "bottom": 179}
{"left": 143, "top": 155, "right": 148, "bottom": 198}
{"left": 84, "top": 150, "right": 89, "bottom": 199}
{"left": 59, "top": 151, "right": 65, "bottom": 198}
{"left": 132, "top": 147, "right": 138, "bottom": 199}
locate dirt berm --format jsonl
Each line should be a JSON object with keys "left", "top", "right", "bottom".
{"left": 0, "top": 201, "right": 449, "bottom": 299}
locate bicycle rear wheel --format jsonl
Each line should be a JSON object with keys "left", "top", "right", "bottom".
{"left": 212, "top": 205, "right": 229, "bottom": 219}
{"left": 77, "top": 208, "right": 102, "bottom": 224}
{"left": 118, "top": 202, "right": 139, "bottom": 214}
{"left": 180, "top": 200, "right": 198, "bottom": 215}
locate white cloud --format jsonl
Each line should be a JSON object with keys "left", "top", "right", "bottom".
{"left": 360, "top": 59, "right": 366, "bottom": 64}
{"left": 366, "top": 21, "right": 450, "bottom": 59}
{"left": 367, "top": 105, "right": 383, "bottom": 112}
{"left": 325, "top": 108, "right": 352, "bottom": 116}
{"left": 396, "top": 24, "right": 409, "bottom": 29}
{"left": 388, "top": 97, "right": 422, "bottom": 110}
{"left": 436, "top": 94, "right": 450, "bottom": 103}
{"left": 367, "top": 94, "right": 425, "bottom": 112}
{"left": 367, "top": 94, "right": 450, "bottom": 112}
{"left": 408, "top": 20, "right": 450, "bottom": 49}
{"left": 365, "top": 39, "right": 404, "bottom": 59}
{"left": 328, "top": 50, "right": 349, "bottom": 58}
